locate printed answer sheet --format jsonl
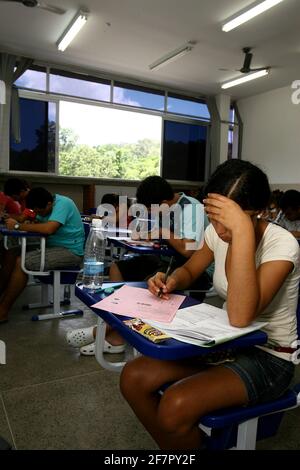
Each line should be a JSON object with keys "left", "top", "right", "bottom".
{"left": 91, "top": 285, "right": 185, "bottom": 323}
{"left": 147, "top": 303, "right": 267, "bottom": 346}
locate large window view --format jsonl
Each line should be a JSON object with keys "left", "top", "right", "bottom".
{"left": 59, "top": 101, "right": 161, "bottom": 179}
{"left": 12, "top": 66, "right": 211, "bottom": 181}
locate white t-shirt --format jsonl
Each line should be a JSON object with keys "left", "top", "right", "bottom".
{"left": 205, "top": 223, "right": 300, "bottom": 360}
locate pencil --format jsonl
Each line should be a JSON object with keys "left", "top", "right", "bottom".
{"left": 158, "top": 256, "right": 174, "bottom": 298}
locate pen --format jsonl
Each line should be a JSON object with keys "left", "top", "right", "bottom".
{"left": 158, "top": 256, "right": 174, "bottom": 298}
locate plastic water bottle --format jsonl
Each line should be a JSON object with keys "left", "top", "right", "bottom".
{"left": 82, "top": 219, "right": 105, "bottom": 292}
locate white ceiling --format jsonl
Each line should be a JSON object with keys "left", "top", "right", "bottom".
{"left": 0, "top": 0, "right": 300, "bottom": 99}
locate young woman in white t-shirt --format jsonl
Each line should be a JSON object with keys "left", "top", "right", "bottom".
{"left": 119, "top": 159, "right": 300, "bottom": 450}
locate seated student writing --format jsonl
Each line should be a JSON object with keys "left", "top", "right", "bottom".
{"left": 66, "top": 176, "right": 211, "bottom": 356}
{"left": 0, "top": 188, "right": 84, "bottom": 323}
{"left": 119, "top": 159, "right": 300, "bottom": 450}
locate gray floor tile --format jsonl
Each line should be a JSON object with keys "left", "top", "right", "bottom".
{"left": 0, "top": 286, "right": 124, "bottom": 391}
{"left": 1, "top": 284, "right": 300, "bottom": 450}
{"left": 2, "top": 372, "right": 157, "bottom": 450}
{"left": 257, "top": 407, "right": 300, "bottom": 450}
{"left": 0, "top": 396, "right": 14, "bottom": 449}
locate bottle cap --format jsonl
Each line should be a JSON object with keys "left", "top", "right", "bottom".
{"left": 91, "top": 218, "right": 103, "bottom": 228}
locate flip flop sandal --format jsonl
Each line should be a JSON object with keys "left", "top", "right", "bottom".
{"left": 66, "top": 326, "right": 95, "bottom": 348}
{"left": 80, "top": 340, "right": 126, "bottom": 356}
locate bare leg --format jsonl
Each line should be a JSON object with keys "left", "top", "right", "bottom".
{"left": 109, "top": 262, "right": 124, "bottom": 281}
{"left": 0, "top": 249, "right": 19, "bottom": 293}
{"left": 120, "top": 356, "right": 248, "bottom": 450}
{"left": 0, "top": 256, "right": 28, "bottom": 321}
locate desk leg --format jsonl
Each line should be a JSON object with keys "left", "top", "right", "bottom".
{"left": 95, "top": 317, "right": 129, "bottom": 372}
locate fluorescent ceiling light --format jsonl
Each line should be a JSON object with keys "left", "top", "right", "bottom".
{"left": 222, "top": 0, "right": 285, "bottom": 32}
{"left": 57, "top": 10, "right": 88, "bottom": 52}
{"left": 221, "top": 69, "right": 269, "bottom": 89}
{"left": 149, "top": 41, "right": 195, "bottom": 71}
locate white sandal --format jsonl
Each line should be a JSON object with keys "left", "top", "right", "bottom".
{"left": 66, "top": 326, "right": 95, "bottom": 348}
{"left": 80, "top": 342, "right": 96, "bottom": 356}
{"left": 80, "top": 340, "right": 126, "bottom": 356}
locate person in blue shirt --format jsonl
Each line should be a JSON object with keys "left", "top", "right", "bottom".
{"left": 0, "top": 188, "right": 84, "bottom": 323}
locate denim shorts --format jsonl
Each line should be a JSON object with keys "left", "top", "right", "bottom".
{"left": 223, "top": 347, "right": 295, "bottom": 406}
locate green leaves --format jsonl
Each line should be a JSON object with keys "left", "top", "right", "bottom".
{"left": 58, "top": 132, "right": 160, "bottom": 179}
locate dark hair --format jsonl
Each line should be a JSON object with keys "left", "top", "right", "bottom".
{"left": 204, "top": 160, "right": 271, "bottom": 211}
{"left": 280, "top": 190, "right": 300, "bottom": 211}
{"left": 101, "top": 193, "right": 119, "bottom": 207}
{"left": 136, "top": 176, "right": 174, "bottom": 206}
{"left": 3, "top": 178, "right": 29, "bottom": 196}
{"left": 26, "top": 188, "right": 53, "bottom": 209}
{"left": 268, "top": 189, "right": 284, "bottom": 208}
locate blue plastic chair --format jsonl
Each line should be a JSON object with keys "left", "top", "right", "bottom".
{"left": 198, "top": 291, "right": 300, "bottom": 450}
{"left": 23, "top": 223, "right": 91, "bottom": 321}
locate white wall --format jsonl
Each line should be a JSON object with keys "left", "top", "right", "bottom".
{"left": 238, "top": 85, "right": 300, "bottom": 188}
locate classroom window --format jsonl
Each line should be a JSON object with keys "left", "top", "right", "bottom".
{"left": 49, "top": 70, "right": 110, "bottom": 102}
{"left": 10, "top": 97, "right": 56, "bottom": 172}
{"left": 162, "top": 120, "right": 207, "bottom": 182}
{"left": 59, "top": 100, "right": 162, "bottom": 179}
{"left": 14, "top": 67, "right": 47, "bottom": 92}
{"left": 113, "top": 82, "right": 165, "bottom": 111}
{"left": 12, "top": 66, "right": 211, "bottom": 180}
{"left": 167, "top": 94, "right": 210, "bottom": 120}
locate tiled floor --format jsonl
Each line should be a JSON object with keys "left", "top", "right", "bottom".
{"left": 0, "top": 284, "right": 299, "bottom": 450}
{"left": 0, "top": 283, "right": 156, "bottom": 450}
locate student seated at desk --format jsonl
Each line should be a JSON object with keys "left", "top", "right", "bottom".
{"left": 260, "top": 189, "right": 283, "bottom": 224}
{"left": 95, "top": 193, "right": 131, "bottom": 227}
{"left": 277, "top": 189, "right": 300, "bottom": 239}
{"left": 66, "top": 176, "right": 211, "bottom": 356}
{"left": 3, "top": 178, "right": 36, "bottom": 223}
{"left": 109, "top": 176, "right": 211, "bottom": 283}
{"left": 0, "top": 188, "right": 85, "bottom": 323}
{"left": 0, "top": 178, "right": 36, "bottom": 267}
{"left": 119, "top": 159, "right": 300, "bottom": 450}
{"left": 0, "top": 184, "right": 21, "bottom": 223}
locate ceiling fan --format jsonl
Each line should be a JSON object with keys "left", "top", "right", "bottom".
{"left": 0, "top": 0, "right": 66, "bottom": 15}
{"left": 220, "top": 47, "right": 268, "bottom": 73}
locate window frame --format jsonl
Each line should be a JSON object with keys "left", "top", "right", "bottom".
{"left": 10, "top": 66, "right": 212, "bottom": 182}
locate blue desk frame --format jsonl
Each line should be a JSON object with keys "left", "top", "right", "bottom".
{"left": 75, "top": 282, "right": 267, "bottom": 372}
{"left": 107, "top": 237, "right": 175, "bottom": 257}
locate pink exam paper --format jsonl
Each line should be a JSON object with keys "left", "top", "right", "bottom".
{"left": 91, "top": 285, "right": 185, "bottom": 323}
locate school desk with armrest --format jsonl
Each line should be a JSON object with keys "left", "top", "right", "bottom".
{"left": 107, "top": 237, "right": 175, "bottom": 263}
{"left": 75, "top": 282, "right": 267, "bottom": 372}
{"left": 76, "top": 281, "right": 300, "bottom": 450}
{"left": 28, "top": 222, "right": 91, "bottom": 320}
{"left": 0, "top": 224, "right": 90, "bottom": 321}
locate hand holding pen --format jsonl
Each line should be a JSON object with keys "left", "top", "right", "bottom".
{"left": 148, "top": 256, "right": 176, "bottom": 300}
{"left": 158, "top": 256, "right": 174, "bottom": 298}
